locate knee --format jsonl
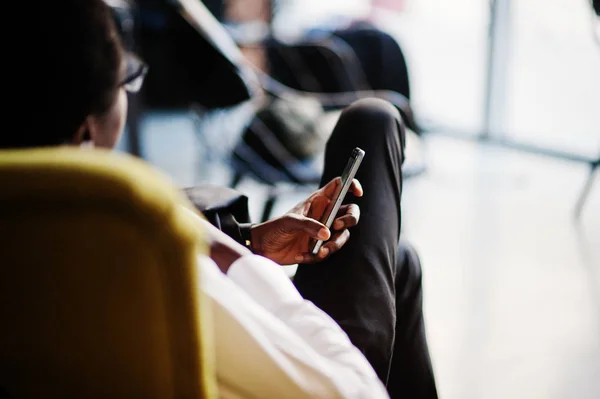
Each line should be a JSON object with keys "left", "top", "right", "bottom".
{"left": 336, "top": 98, "right": 405, "bottom": 149}
{"left": 342, "top": 98, "right": 401, "bottom": 128}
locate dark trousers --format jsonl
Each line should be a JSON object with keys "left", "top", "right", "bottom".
{"left": 293, "top": 98, "right": 438, "bottom": 398}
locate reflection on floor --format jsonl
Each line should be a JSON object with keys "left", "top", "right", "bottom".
{"left": 120, "top": 119, "right": 600, "bottom": 399}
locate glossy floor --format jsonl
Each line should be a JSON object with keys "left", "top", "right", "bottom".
{"left": 401, "top": 135, "right": 600, "bottom": 399}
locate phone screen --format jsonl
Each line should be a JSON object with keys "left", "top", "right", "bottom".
{"left": 311, "top": 147, "right": 365, "bottom": 255}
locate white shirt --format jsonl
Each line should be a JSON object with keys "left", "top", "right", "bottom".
{"left": 199, "top": 253, "right": 389, "bottom": 399}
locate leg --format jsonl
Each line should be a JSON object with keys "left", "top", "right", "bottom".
{"left": 387, "top": 241, "right": 438, "bottom": 398}
{"left": 294, "top": 98, "right": 404, "bottom": 383}
{"left": 294, "top": 98, "right": 438, "bottom": 397}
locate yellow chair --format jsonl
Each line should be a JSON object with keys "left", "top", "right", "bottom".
{"left": 0, "top": 148, "right": 216, "bottom": 398}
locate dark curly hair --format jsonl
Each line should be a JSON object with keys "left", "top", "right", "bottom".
{"left": 2, "top": 0, "right": 125, "bottom": 148}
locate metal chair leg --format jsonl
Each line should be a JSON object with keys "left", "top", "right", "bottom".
{"left": 261, "top": 191, "right": 278, "bottom": 222}
{"left": 574, "top": 159, "right": 599, "bottom": 219}
{"left": 125, "top": 93, "right": 143, "bottom": 158}
{"left": 230, "top": 172, "right": 244, "bottom": 188}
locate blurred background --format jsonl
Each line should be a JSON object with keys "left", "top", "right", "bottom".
{"left": 113, "top": 0, "right": 600, "bottom": 397}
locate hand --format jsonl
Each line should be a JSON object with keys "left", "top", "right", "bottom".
{"left": 250, "top": 177, "right": 363, "bottom": 265}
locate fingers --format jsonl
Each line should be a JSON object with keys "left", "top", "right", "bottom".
{"left": 320, "top": 177, "right": 363, "bottom": 200}
{"left": 294, "top": 229, "right": 350, "bottom": 264}
{"left": 285, "top": 214, "right": 330, "bottom": 240}
{"left": 350, "top": 179, "right": 363, "bottom": 197}
{"left": 333, "top": 204, "right": 360, "bottom": 230}
{"left": 321, "top": 177, "right": 342, "bottom": 199}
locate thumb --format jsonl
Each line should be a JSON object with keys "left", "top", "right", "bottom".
{"left": 284, "top": 215, "right": 330, "bottom": 240}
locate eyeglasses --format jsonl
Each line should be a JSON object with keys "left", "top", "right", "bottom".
{"left": 121, "top": 53, "right": 148, "bottom": 93}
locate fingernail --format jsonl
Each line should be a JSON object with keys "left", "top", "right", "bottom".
{"left": 295, "top": 254, "right": 304, "bottom": 263}
{"left": 320, "top": 247, "right": 329, "bottom": 257}
{"left": 318, "top": 228, "right": 330, "bottom": 240}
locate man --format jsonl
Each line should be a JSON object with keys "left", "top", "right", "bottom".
{"left": 9, "top": 0, "right": 437, "bottom": 397}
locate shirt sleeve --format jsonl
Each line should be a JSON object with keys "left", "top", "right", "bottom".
{"left": 199, "top": 254, "right": 389, "bottom": 399}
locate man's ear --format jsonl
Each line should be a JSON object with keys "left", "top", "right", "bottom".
{"left": 72, "top": 118, "right": 91, "bottom": 146}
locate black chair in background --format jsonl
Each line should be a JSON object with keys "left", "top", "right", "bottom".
{"left": 212, "top": 2, "right": 422, "bottom": 220}
{"left": 111, "top": 0, "right": 420, "bottom": 221}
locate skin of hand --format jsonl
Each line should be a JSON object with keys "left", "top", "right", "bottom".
{"left": 249, "top": 177, "right": 363, "bottom": 265}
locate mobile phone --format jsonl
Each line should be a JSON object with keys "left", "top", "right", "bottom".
{"left": 311, "top": 147, "right": 365, "bottom": 255}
